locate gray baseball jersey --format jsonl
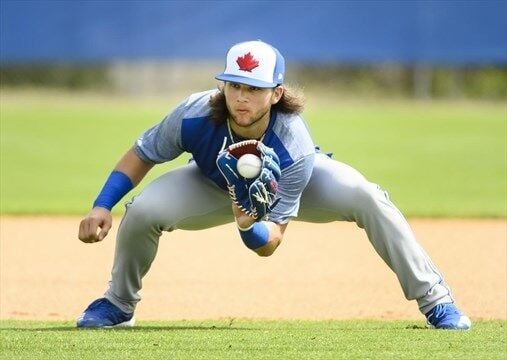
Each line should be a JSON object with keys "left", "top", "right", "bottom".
{"left": 134, "top": 89, "right": 315, "bottom": 224}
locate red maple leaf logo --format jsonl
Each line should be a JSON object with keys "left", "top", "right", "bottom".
{"left": 236, "top": 52, "right": 259, "bottom": 72}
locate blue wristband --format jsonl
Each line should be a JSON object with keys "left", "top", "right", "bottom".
{"left": 239, "top": 222, "right": 269, "bottom": 250}
{"left": 93, "top": 171, "right": 134, "bottom": 210}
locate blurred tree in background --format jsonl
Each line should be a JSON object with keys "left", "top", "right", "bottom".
{"left": 1, "top": 63, "right": 505, "bottom": 99}
{"left": 0, "top": 64, "right": 109, "bottom": 90}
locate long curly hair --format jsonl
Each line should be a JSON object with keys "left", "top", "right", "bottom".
{"left": 208, "top": 85, "right": 306, "bottom": 125}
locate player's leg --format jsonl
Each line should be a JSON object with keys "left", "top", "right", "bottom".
{"left": 78, "top": 161, "right": 231, "bottom": 327}
{"left": 298, "top": 153, "right": 470, "bottom": 329}
{"left": 107, "top": 161, "right": 231, "bottom": 310}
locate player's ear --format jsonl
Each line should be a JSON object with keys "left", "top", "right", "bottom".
{"left": 271, "top": 86, "right": 284, "bottom": 105}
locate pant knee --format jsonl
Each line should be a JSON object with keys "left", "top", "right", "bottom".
{"left": 349, "top": 182, "right": 388, "bottom": 214}
{"left": 122, "top": 195, "right": 173, "bottom": 232}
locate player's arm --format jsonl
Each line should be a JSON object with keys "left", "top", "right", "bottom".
{"left": 232, "top": 203, "right": 288, "bottom": 256}
{"left": 217, "top": 140, "right": 290, "bottom": 256}
{"left": 78, "top": 148, "right": 154, "bottom": 243}
{"left": 114, "top": 147, "right": 155, "bottom": 185}
{"left": 79, "top": 95, "right": 188, "bottom": 244}
{"left": 224, "top": 144, "right": 314, "bottom": 256}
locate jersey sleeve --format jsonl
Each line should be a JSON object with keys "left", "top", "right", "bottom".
{"left": 134, "top": 100, "right": 186, "bottom": 164}
{"left": 267, "top": 152, "right": 315, "bottom": 224}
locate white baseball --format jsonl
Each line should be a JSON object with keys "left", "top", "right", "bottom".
{"left": 236, "top": 153, "right": 262, "bottom": 179}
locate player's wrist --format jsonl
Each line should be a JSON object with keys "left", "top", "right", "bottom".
{"left": 237, "top": 221, "right": 269, "bottom": 250}
{"left": 232, "top": 203, "right": 256, "bottom": 227}
{"left": 235, "top": 214, "right": 256, "bottom": 228}
{"left": 93, "top": 170, "right": 134, "bottom": 211}
{"left": 91, "top": 206, "right": 112, "bottom": 214}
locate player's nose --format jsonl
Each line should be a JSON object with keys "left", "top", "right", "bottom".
{"left": 236, "top": 88, "right": 249, "bottom": 102}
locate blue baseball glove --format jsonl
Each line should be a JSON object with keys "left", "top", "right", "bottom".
{"left": 216, "top": 140, "right": 281, "bottom": 220}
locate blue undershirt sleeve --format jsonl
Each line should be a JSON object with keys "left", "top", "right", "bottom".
{"left": 238, "top": 222, "right": 270, "bottom": 249}
{"left": 93, "top": 170, "right": 134, "bottom": 210}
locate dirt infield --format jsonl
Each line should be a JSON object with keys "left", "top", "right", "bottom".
{"left": 0, "top": 217, "right": 505, "bottom": 321}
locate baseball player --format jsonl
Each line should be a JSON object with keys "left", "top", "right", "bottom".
{"left": 77, "top": 40, "right": 470, "bottom": 330}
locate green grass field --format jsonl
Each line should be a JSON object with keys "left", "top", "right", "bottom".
{"left": 0, "top": 90, "right": 505, "bottom": 217}
{"left": 1, "top": 90, "right": 506, "bottom": 358}
{"left": 1, "top": 320, "right": 505, "bottom": 359}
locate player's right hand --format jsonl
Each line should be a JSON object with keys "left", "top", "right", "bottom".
{"left": 78, "top": 207, "right": 113, "bottom": 243}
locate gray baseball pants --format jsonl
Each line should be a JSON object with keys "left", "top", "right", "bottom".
{"left": 105, "top": 153, "right": 453, "bottom": 315}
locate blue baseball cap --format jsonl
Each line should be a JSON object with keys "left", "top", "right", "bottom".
{"left": 215, "top": 40, "right": 285, "bottom": 88}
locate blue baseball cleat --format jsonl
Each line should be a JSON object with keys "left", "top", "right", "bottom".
{"left": 76, "top": 298, "right": 135, "bottom": 328}
{"left": 425, "top": 303, "right": 471, "bottom": 330}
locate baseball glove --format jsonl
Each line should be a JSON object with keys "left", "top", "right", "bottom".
{"left": 216, "top": 140, "right": 281, "bottom": 220}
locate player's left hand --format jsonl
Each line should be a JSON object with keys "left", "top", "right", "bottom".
{"left": 251, "top": 141, "right": 282, "bottom": 219}
{"left": 216, "top": 140, "right": 281, "bottom": 220}
{"left": 249, "top": 165, "right": 281, "bottom": 220}
{"left": 216, "top": 147, "right": 252, "bottom": 215}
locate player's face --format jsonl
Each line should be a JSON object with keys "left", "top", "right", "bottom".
{"left": 224, "top": 82, "right": 283, "bottom": 131}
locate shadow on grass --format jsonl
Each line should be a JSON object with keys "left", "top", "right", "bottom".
{"left": 1, "top": 323, "right": 431, "bottom": 332}
{"left": 0, "top": 325, "right": 257, "bottom": 332}
{"left": 405, "top": 324, "right": 428, "bottom": 330}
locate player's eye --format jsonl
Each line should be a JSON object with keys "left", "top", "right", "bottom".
{"left": 249, "top": 86, "right": 261, "bottom": 91}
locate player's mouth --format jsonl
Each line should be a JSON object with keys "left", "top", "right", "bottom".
{"left": 235, "top": 108, "right": 249, "bottom": 115}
